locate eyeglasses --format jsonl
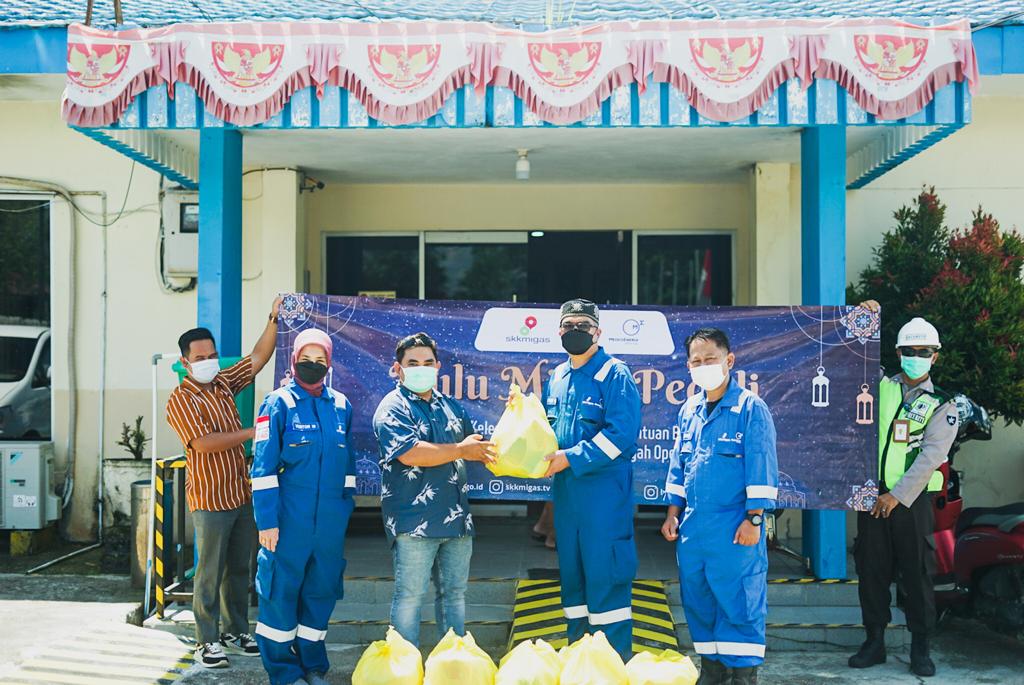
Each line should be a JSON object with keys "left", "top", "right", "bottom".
{"left": 898, "top": 347, "right": 937, "bottom": 358}
{"left": 560, "top": 322, "right": 597, "bottom": 333}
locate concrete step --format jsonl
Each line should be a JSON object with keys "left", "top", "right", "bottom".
{"left": 146, "top": 601, "right": 907, "bottom": 654}
{"left": 341, "top": 576, "right": 878, "bottom": 608}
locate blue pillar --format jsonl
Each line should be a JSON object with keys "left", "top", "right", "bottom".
{"left": 800, "top": 125, "right": 848, "bottom": 579}
{"left": 198, "top": 129, "right": 243, "bottom": 356}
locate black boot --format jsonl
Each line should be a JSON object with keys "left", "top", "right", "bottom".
{"left": 910, "top": 633, "right": 936, "bottom": 677}
{"left": 848, "top": 625, "right": 887, "bottom": 668}
{"left": 731, "top": 666, "right": 758, "bottom": 685}
{"left": 697, "top": 657, "right": 729, "bottom": 685}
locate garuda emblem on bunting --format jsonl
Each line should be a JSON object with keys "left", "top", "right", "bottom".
{"left": 66, "top": 43, "right": 131, "bottom": 89}
{"left": 368, "top": 45, "right": 441, "bottom": 90}
{"left": 855, "top": 35, "right": 928, "bottom": 81}
{"left": 690, "top": 37, "right": 764, "bottom": 83}
{"left": 212, "top": 42, "right": 284, "bottom": 88}
{"left": 529, "top": 42, "right": 602, "bottom": 88}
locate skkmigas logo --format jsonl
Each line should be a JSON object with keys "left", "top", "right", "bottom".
{"left": 506, "top": 314, "right": 551, "bottom": 345}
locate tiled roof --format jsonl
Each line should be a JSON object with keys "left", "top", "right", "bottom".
{"left": 2, "top": 0, "right": 1023, "bottom": 28}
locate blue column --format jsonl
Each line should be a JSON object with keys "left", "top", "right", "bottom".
{"left": 198, "top": 129, "right": 243, "bottom": 356}
{"left": 800, "top": 125, "right": 848, "bottom": 579}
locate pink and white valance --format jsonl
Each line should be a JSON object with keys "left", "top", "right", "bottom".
{"left": 62, "top": 18, "right": 978, "bottom": 128}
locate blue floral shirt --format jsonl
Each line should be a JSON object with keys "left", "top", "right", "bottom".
{"left": 372, "top": 385, "right": 475, "bottom": 543}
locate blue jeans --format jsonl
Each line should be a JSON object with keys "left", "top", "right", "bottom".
{"left": 390, "top": 534, "right": 472, "bottom": 645}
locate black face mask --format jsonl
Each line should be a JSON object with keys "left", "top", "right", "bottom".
{"left": 561, "top": 330, "right": 595, "bottom": 355}
{"left": 295, "top": 361, "right": 328, "bottom": 385}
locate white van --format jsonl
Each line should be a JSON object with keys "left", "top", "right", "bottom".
{"left": 0, "top": 325, "right": 51, "bottom": 440}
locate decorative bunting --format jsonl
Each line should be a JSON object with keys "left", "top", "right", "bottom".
{"left": 62, "top": 19, "right": 978, "bottom": 128}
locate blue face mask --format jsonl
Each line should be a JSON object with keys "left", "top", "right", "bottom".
{"left": 401, "top": 365, "right": 438, "bottom": 394}
{"left": 900, "top": 355, "right": 933, "bottom": 380}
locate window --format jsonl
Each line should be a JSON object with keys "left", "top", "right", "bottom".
{"left": 0, "top": 337, "right": 37, "bottom": 383}
{"left": 32, "top": 339, "right": 50, "bottom": 389}
{"left": 325, "top": 235, "right": 419, "bottom": 299}
{"left": 426, "top": 233, "right": 528, "bottom": 301}
{"left": 0, "top": 198, "right": 50, "bottom": 323}
{"left": 636, "top": 233, "right": 732, "bottom": 306}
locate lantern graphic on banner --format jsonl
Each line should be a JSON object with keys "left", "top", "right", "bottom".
{"left": 857, "top": 384, "right": 875, "bottom": 424}
{"left": 812, "top": 366, "right": 830, "bottom": 407}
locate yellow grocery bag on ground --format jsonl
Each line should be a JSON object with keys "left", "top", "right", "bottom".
{"left": 487, "top": 384, "right": 559, "bottom": 479}
{"left": 423, "top": 629, "right": 497, "bottom": 685}
{"left": 352, "top": 626, "right": 423, "bottom": 685}
{"left": 496, "top": 638, "right": 562, "bottom": 685}
{"left": 560, "top": 632, "right": 629, "bottom": 685}
{"left": 626, "top": 649, "right": 699, "bottom": 685}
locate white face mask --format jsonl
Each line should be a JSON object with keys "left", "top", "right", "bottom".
{"left": 690, "top": 362, "right": 728, "bottom": 392}
{"left": 189, "top": 358, "right": 220, "bottom": 384}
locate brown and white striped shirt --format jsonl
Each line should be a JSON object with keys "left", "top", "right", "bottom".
{"left": 166, "top": 356, "right": 254, "bottom": 512}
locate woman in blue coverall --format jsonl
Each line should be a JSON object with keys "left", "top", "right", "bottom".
{"left": 251, "top": 328, "right": 356, "bottom": 685}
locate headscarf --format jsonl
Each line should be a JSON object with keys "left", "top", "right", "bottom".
{"left": 291, "top": 328, "right": 333, "bottom": 397}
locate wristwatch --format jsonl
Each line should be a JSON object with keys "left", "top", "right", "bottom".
{"left": 745, "top": 513, "right": 764, "bottom": 527}
{"left": 269, "top": 312, "right": 279, "bottom": 324}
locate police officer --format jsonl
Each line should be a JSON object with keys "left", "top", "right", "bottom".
{"left": 251, "top": 329, "right": 356, "bottom": 685}
{"left": 662, "top": 327, "right": 778, "bottom": 685}
{"left": 542, "top": 298, "right": 643, "bottom": 662}
{"left": 849, "top": 316, "right": 958, "bottom": 678}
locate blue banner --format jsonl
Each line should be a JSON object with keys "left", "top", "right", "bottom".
{"left": 273, "top": 295, "right": 882, "bottom": 510}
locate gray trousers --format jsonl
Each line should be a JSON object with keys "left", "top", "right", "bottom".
{"left": 192, "top": 502, "right": 256, "bottom": 643}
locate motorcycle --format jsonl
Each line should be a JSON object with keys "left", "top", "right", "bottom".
{"left": 932, "top": 394, "right": 1024, "bottom": 637}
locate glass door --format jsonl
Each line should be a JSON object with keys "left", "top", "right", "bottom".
{"left": 425, "top": 232, "right": 528, "bottom": 302}
{"left": 634, "top": 232, "right": 733, "bottom": 306}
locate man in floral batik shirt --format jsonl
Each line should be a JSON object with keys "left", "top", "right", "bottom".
{"left": 371, "top": 332, "right": 496, "bottom": 646}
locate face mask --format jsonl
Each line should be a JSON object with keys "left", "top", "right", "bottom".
{"left": 900, "top": 355, "right": 933, "bottom": 380}
{"left": 295, "top": 360, "right": 328, "bottom": 385}
{"left": 690, "top": 362, "right": 728, "bottom": 392}
{"left": 561, "top": 329, "right": 596, "bottom": 356}
{"left": 402, "top": 365, "right": 438, "bottom": 394}
{"left": 189, "top": 358, "right": 220, "bottom": 384}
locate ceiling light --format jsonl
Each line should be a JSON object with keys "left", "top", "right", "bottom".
{"left": 531, "top": 231, "right": 545, "bottom": 238}
{"left": 515, "top": 149, "right": 530, "bottom": 181}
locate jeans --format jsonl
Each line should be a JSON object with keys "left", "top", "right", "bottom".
{"left": 192, "top": 502, "right": 257, "bottom": 644}
{"left": 390, "top": 534, "right": 472, "bottom": 645}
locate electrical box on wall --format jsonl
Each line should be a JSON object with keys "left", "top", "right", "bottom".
{"left": 1, "top": 442, "right": 61, "bottom": 530}
{"left": 162, "top": 189, "right": 199, "bottom": 277}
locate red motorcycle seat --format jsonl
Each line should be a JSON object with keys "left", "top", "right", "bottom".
{"left": 957, "top": 502, "right": 1024, "bottom": 536}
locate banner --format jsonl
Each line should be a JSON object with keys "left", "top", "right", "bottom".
{"left": 272, "top": 295, "right": 882, "bottom": 511}
{"left": 64, "top": 18, "right": 976, "bottom": 127}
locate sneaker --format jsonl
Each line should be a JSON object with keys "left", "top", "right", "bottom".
{"left": 220, "top": 632, "right": 260, "bottom": 656}
{"left": 195, "top": 642, "right": 229, "bottom": 668}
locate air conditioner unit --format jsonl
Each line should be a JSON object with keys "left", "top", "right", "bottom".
{"left": 161, "top": 189, "right": 199, "bottom": 277}
{"left": 1, "top": 442, "right": 61, "bottom": 529}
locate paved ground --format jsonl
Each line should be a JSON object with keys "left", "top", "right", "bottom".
{"left": 171, "top": 618, "right": 1024, "bottom": 685}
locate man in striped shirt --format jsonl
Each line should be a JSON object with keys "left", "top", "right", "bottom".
{"left": 166, "top": 297, "right": 281, "bottom": 668}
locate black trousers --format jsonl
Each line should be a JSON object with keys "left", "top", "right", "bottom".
{"left": 854, "top": 493, "right": 936, "bottom": 635}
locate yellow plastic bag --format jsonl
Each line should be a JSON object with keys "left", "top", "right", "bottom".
{"left": 423, "top": 629, "right": 497, "bottom": 685}
{"left": 352, "top": 626, "right": 423, "bottom": 685}
{"left": 559, "top": 632, "right": 629, "bottom": 685}
{"left": 496, "top": 639, "right": 562, "bottom": 685}
{"left": 626, "top": 649, "right": 700, "bottom": 685}
{"left": 487, "top": 384, "right": 560, "bottom": 479}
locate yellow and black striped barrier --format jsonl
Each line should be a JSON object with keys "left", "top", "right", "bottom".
{"left": 154, "top": 457, "right": 192, "bottom": 619}
{"left": 509, "top": 578, "right": 679, "bottom": 655}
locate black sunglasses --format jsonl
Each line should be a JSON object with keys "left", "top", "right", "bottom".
{"left": 560, "top": 322, "right": 597, "bottom": 333}
{"left": 898, "top": 347, "right": 937, "bottom": 358}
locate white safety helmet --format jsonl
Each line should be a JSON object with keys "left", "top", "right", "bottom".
{"left": 896, "top": 317, "right": 941, "bottom": 349}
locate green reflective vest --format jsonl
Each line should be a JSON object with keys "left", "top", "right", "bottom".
{"left": 878, "top": 377, "right": 946, "bottom": 493}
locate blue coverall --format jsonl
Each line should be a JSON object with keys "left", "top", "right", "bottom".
{"left": 251, "top": 382, "right": 356, "bottom": 685}
{"left": 665, "top": 378, "right": 778, "bottom": 668}
{"left": 544, "top": 347, "right": 643, "bottom": 660}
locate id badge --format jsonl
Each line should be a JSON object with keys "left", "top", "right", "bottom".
{"left": 893, "top": 420, "right": 910, "bottom": 444}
